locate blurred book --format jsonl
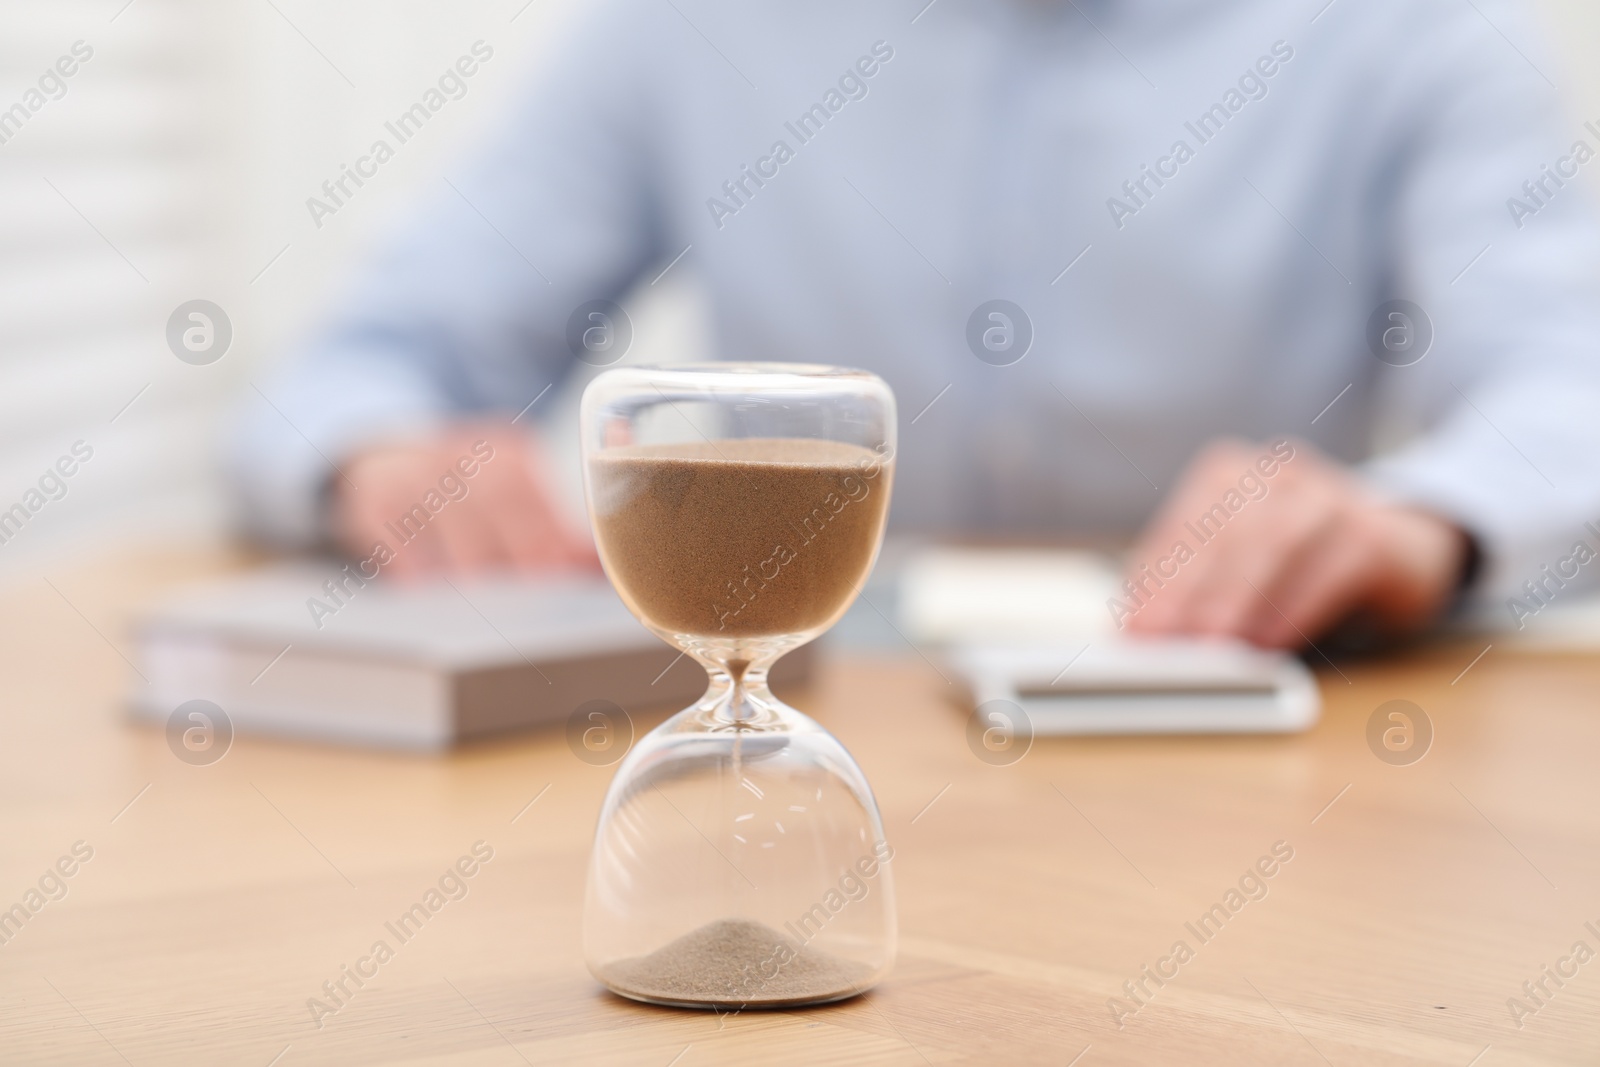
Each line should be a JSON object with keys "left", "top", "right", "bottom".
{"left": 899, "top": 547, "right": 1124, "bottom": 643}
{"left": 128, "top": 564, "right": 812, "bottom": 750}
{"left": 898, "top": 547, "right": 1319, "bottom": 734}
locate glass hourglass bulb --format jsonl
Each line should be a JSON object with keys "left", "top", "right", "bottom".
{"left": 579, "top": 363, "right": 897, "bottom": 1009}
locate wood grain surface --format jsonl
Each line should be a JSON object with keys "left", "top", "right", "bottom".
{"left": 1, "top": 551, "right": 1596, "bottom": 1065}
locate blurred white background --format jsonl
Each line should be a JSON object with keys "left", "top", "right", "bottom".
{"left": 0, "top": 0, "right": 1595, "bottom": 576}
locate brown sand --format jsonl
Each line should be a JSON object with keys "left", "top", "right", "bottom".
{"left": 589, "top": 438, "right": 891, "bottom": 638}
{"left": 596, "top": 918, "right": 876, "bottom": 1007}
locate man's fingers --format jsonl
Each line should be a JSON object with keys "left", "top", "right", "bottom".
{"left": 1124, "top": 440, "right": 1346, "bottom": 641}
{"left": 481, "top": 450, "right": 592, "bottom": 571}
{"left": 1186, "top": 488, "right": 1342, "bottom": 637}
{"left": 331, "top": 428, "right": 601, "bottom": 578}
{"left": 1130, "top": 497, "right": 1305, "bottom": 636}
{"left": 1124, "top": 436, "right": 1463, "bottom": 648}
{"left": 1245, "top": 525, "right": 1375, "bottom": 648}
{"left": 429, "top": 501, "right": 507, "bottom": 572}
{"left": 1123, "top": 445, "right": 1261, "bottom": 632}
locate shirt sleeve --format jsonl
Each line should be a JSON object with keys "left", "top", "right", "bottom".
{"left": 1358, "top": 0, "right": 1600, "bottom": 613}
{"left": 227, "top": 1, "right": 667, "bottom": 548}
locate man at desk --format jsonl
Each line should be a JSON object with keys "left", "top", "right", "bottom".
{"left": 232, "top": 0, "right": 1600, "bottom": 650}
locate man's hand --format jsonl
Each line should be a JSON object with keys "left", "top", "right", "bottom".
{"left": 332, "top": 425, "right": 598, "bottom": 578}
{"left": 1121, "top": 438, "right": 1468, "bottom": 649}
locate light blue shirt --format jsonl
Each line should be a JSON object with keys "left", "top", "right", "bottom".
{"left": 233, "top": 0, "right": 1600, "bottom": 608}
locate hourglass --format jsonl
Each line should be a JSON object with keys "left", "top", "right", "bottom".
{"left": 580, "top": 363, "right": 897, "bottom": 1009}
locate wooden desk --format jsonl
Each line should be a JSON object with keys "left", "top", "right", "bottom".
{"left": 2, "top": 552, "right": 1597, "bottom": 1065}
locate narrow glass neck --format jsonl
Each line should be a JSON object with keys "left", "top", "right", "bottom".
{"left": 698, "top": 661, "right": 779, "bottom": 727}
{"left": 678, "top": 632, "right": 808, "bottom": 730}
